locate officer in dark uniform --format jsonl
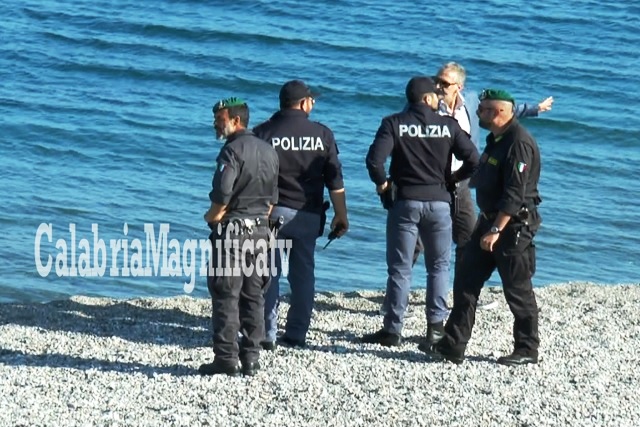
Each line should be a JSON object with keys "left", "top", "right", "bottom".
{"left": 198, "top": 97, "right": 279, "bottom": 377}
{"left": 253, "top": 79, "right": 348, "bottom": 349}
{"left": 423, "top": 88, "right": 543, "bottom": 366}
{"left": 362, "top": 76, "right": 479, "bottom": 347}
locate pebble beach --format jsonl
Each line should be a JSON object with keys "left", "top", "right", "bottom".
{"left": 1, "top": 282, "right": 639, "bottom": 427}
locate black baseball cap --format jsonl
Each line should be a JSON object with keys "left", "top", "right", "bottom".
{"left": 405, "top": 76, "right": 443, "bottom": 103}
{"left": 279, "top": 80, "right": 319, "bottom": 103}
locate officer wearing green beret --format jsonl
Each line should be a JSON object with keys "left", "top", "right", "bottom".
{"left": 422, "top": 88, "right": 543, "bottom": 366}
{"left": 199, "top": 97, "right": 280, "bottom": 377}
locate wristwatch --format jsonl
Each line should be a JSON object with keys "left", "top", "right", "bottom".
{"left": 489, "top": 226, "right": 501, "bottom": 234}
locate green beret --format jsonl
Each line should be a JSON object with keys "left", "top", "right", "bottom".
{"left": 212, "top": 97, "right": 247, "bottom": 113}
{"left": 478, "top": 89, "right": 515, "bottom": 104}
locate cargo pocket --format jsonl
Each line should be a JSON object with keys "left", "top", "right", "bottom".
{"left": 261, "top": 246, "right": 273, "bottom": 292}
{"left": 499, "top": 225, "right": 536, "bottom": 282}
{"left": 500, "top": 225, "right": 533, "bottom": 257}
{"left": 206, "top": 231, "right": 227, "bottom": 296}
{"left": 207, "top": 270, "right": 221, "bottom": 297}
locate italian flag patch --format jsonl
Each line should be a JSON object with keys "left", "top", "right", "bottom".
{"left": 517, "top": 162, "right": 527, "bottom": 173}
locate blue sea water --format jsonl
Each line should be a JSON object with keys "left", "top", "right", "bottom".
{"left": 1, "top": 0, "right": 639, "bottom": 303}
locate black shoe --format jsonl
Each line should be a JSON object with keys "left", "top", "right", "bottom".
{"left": 418, "top": 341, "right": 465, "bottom": 365}
{"left": 277, "top": 335, "right": 306, "bottom": 348}
{"left": 497, "top": 352, "right": 538, "bottom": 366}
{"left": 261, "top": 341, "right": 276, "bottom": 351}
{"left": 241, "top": 361, "right": 261, "bottom": 376}
{"left": 425, "top": 322, "right": 445, "bottom": 347}
{"left": 361, "top": 329, "right": 402, "bottom": 347}
{"left": 198, "top": 361, "right": 240, "bottom": 377}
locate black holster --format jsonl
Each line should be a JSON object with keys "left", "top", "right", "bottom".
{"left": 380, "top": 189, "right": 393, "bottom": 210}
{"left": 379, "top": 180, "right": 396, "bottom": 210}
{"left": 448, "top": 182, "right": 459, "bottom": 217}
{"left": 516, "top": 206, "right": 542, "bottom": 233}
{"left": 268, "top": 215, "right": 285, "bottom": 239}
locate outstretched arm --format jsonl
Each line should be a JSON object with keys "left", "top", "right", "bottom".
{"left": 537, "top": 96, "right": 554, "bottom": 112}
{"left": 515, "top": 96, "right": 554, "bottom": 118}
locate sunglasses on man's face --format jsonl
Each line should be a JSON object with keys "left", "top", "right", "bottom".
{"left": 299, "top": 97, "right": 315, "bottom": 108}
{"left": 435, "top": 77, "right": 458, "bottom": 88}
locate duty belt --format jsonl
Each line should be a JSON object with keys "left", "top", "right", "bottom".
{"left": 480, "top": 206, "right": 537, "bottom": 223}
{"left": 222, "top": 218, "right": 262, "bottom": 228}
{"left": 219, "top": 217, "right": 267, "bottom": 235}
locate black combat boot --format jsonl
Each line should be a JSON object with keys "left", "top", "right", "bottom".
{"left": 198, "top": 360, "right": 241, "bottom": 377}
{"left": 425, "top": 321, "right": 445, "bottom": 346}
{"left": 241, "top": 360, "right": 261, "bottom": 376}
{"left": 497, "top": 350, "right": 538, "bottom": 366}
{"left": 361, "top": 329, "right": 402, "bottom": 346}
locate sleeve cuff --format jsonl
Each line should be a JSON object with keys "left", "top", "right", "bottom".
{"left": 210, "top": 192, "right": 231, "bottom": 205}
{"left": 497, "top": 200, "right": 521, "bottom": 216}
{"left": 326, "top": 179, "right": 345, "bottom": 191}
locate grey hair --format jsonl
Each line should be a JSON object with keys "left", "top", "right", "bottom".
{"left": 438, "top": 62, "right": 467, "bottom": 85}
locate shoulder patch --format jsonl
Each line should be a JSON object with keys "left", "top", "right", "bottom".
{"left": 517, "top": 162, "right": 527, "bottom": 172}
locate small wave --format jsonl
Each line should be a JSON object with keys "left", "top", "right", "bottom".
{"left": 31, "top": 143, "right": 95, "bottom": 161}
{"left": 41, "top": 29, "right": 179, "bottom": 59}
{"left": 533, "top": 118, "right": 640, "bottom": 147}
{"left": 0, "top": 216, "right": 19, "bottom": 226}
{"left": 20, "top": 7, "right": 50, "bottom": 21}
{"left": 50, "top": 206, "right": 95, "bottom": 216}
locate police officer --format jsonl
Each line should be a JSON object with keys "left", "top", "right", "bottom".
{"left": 199, "top": 97, "right": 279, "bottom": 377}
{"left": 432, "top": 62, "right": 551, "bottom": 282}
{"left": 253, "top": 80, "right": 349, "bottom": 349}
{"left": 379, "top": 63, "right": 552, "bottom": 316}
{"left": 363, "top": 76, "right": 479, "bottom": 347}
{"left": 423, "top": 89, "right": 543, "bottom": 366}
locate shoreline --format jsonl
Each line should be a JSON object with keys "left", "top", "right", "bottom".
{"left": 1, "top": 282, "right": 639, "bottom": 426}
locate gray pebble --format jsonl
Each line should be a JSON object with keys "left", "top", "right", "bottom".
{"left": 0, "top": 282, "right": 638, "bottom": 426}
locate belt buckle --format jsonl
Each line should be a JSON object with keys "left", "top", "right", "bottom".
{"left": 242, "top": 218, "right": 257, "bottom": 235}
